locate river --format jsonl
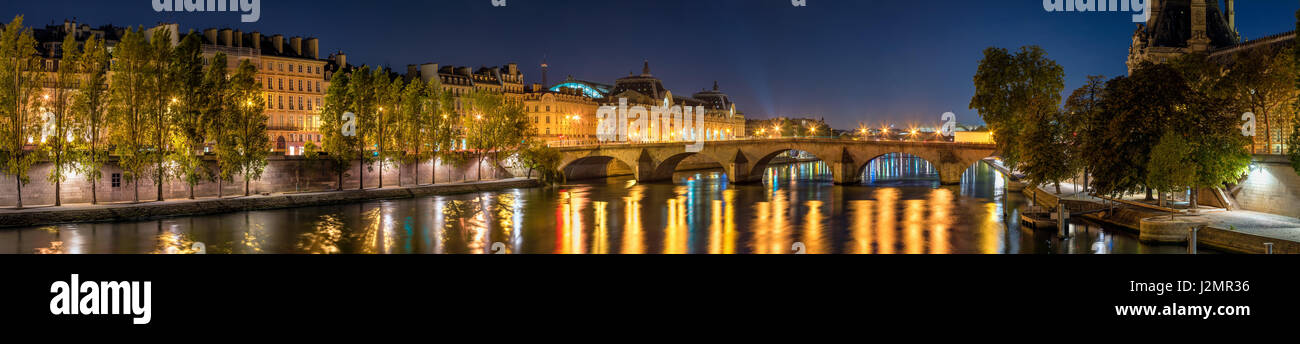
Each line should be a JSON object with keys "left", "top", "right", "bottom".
{"left": 0, "top": 154, "right": 1186, "bottom": 254}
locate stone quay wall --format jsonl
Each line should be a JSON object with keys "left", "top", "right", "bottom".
{"left": 1234, "top": 155, "right": 1300, "bottom": 218}
{"left": 0, "top": 153, "right": 527, "bottom": 207}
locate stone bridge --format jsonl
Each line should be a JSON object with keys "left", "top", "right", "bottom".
{"left": 556, "top": 138, "right": 997, "bottom": 185}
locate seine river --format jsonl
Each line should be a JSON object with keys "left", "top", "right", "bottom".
{"left": 0, "top": 155, "right": 1185, "bottom": 254}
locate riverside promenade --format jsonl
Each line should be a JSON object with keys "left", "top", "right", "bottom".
{"left": 1022, "top": 181, "right": 1300, "bottom": 254}
{"left": 0, "top": 178, "right": 539, "bottom": 229}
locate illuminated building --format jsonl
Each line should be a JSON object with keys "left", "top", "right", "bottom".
{"left": 524, "top": 82, "right": 599, "bottom": 145}
{"left": 198, "top": 28, "right": 329, "bottom": 155}
{"left": 597, "top": 61, "right": 746, "bottom": 142}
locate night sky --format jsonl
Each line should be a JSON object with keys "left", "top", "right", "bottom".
{"left": 8, "top": 0, "right": 1300, "bottom": 129}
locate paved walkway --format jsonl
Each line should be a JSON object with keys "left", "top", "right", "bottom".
{"left": 1197, "top": 210, "right": 1300, "bottom": 243}
{"left": 0, "top": 179, "right": 530, "bottom": 214}
{"left": 0, "top": 178, "right": 539, "bottom": 228}
{"left": 1031, "top": 180, "right": 1300, "bottom": 249}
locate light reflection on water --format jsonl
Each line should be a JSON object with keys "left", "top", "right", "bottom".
{"left": 0, "top": 156, "right": 1188, "bottom": 254}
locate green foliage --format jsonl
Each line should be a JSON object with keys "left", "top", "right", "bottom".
{"left": 1146, "top": 131, "right": 1194, "bottom": 194}
{"left": 1083, "top": 63, "right": 1187, "bottom": 196}
{"left": 145, "top": 26, "right": 175, "bottom": 198}
{"left": 71, "top": 34, "right": 110, "bottom": 203}
{"left": 203, "top": 53, "right": 236, "bottom": 188}
{"left": 108, "top": 26, "right": 152, "bottom": 202}
{"left": 42, "top": 31, "right": 81, "bottom": 205}
{"left": 465, "top": 90, "right": 532, "bottom": 179}
{"left": 1018, "top": 110, "right": 1072, "bottom": 192}
{"left": 0, "top": 15, "right": 44, "bottom": 207}
{"left": 319, "top": 70, "right": 356, "bottom": 189}
{"left": 170, "top": 33, "right": 209, "bottom": 197}
{"left": 516, "top": 142, "right": 564, "bottom": 184}
{"left": 1084, "top": 60, "right": 1251, "bottom": 198}
{"left": 1063, "top": 75, "right": 1105, "bottom": 178}
{"left": 969, "top": 46, "right": 1065, "bottom": 169}
{"left": 228, "top": 60, "right": 269, "bottom": 195}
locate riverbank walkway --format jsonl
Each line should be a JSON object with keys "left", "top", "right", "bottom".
{"left": 1029, "top": 180, "right": 1300, "bottom": 253}
{"left": 0, "top": 178, "right": 539, "bottom": 229}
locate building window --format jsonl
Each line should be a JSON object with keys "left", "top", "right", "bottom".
{"left": 298, "top": 80, "right": 303, "bottom": 91}
{"left": 278, "top": 96, "right": 284, "bottom": 109}
{"left": 278, "top": 79, "right": 283, "bottom": 90}
{"left": 545, "top": 116, "right": 550, "bottom": 124}
{"left": 111, "top": 173, "right": 121, "bottom": 188}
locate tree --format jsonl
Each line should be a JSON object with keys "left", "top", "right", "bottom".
{"left": 1146, "top": 131, "right": 1194, "bottom": 208}
{"left": 346, "top": 66, "right": 377, "bottom": 190}
{"left": 1019, "top": 110, "right": 1072, "bottom": 194}
{"left": 0, "top": 15, "right": 42, "bottom": 209}
{"left": 516, "top": 141, "right": 564, "bottom": 184}
{"left": 395, "top": 78, "right": 428, "bottom": 186}
{"left": 228, "top": 60, "right": 268, "bottom": 196}
{"left": 464, "top": 90, "right": 529, "bottom": 181}
{"left": 427, "top": 78, "right": 456, "bottom": 184}
{"left": 1084, "top": 63, "right": 1185, "bottom": 198}
{"left": 1176, "top": 92, "right": 1252, "bottom": 211}
{"left": 109, "top": 27, "right": 152, "bottom": 203}
{"left": 1292, "top": 9, "right": 1300, "bottom": 173}
{"left": 42, "top": 32, "right": 81, "bottom": 206}
{"left": 170, "top": 33, "right": 207, "bottom": 199}
{"left": 202, "top": 53, "right": 234, "bottom": 198}
{"left": 369, "top": 68, "right": 399, "bottom": 188}
{"left": 969, "top": 46, "right": 1065, "bottom": 169}
{"left": 71, "top": 34, "right": 110, "bottom": 204}
{"left": 1064, "top": 75, "right": 1105, "bottom": 192}
{"left": 145, "top": 27, "right": 175, "bottom": 201}
{"left": 319, "top": 70, "right": 356, "bottom": 190}
{"left": 1223, "top": 47, "right": 1295, "bottom": 155}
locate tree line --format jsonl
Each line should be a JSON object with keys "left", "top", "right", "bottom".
{"left": 315, "top": 64, "right": 564, "bottom": 192}
{"left": 971, "top": 37, "right": 1300, "bottom": 210}
{"left": 0, "top": 15, "right": 563, "bottom": 209}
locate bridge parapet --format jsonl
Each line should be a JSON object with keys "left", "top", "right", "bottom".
{"left": 556, "top": 139, "right": 996, "bottom": 185}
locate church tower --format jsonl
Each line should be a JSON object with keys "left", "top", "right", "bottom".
{"left": 1126, "top": 0, "right": 1241, "bottom": 74}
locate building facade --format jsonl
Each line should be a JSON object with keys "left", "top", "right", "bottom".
{"left": 198, "top": 28, "right": 330, "bottom": 155}
{"left": 545, "top": 61, "right": 747, "bottom": 145}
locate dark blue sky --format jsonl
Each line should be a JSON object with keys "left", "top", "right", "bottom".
{"left": 8, "top": 0, "right": 1300, "bottom": 128}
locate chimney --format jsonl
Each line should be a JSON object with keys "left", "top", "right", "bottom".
{"left": 204, "top": 28, "right": 218, "bottom": 45}
{"left": 234, "top": 30, "right": 243, "bottom": 47}
{"left": 305, "top": 38, "right": 319, "bottom": 59}
{"left": 420, "top": 63, "right": 439, "bottom": 82}
{"left": 219, "top": 29, "right": 232, "bottom": 47}
{"left": 272, "top": 34, "right": 283, "bottom": 54}
{"left": 332, "top": 52, "right": 347, "bottom": 68}
{"left": 251, "top": 32, "right": 262, "bottom": 50}
{"left": 290, "top": 36, "right": 302, "bottom": 56}
{"left": 457, "top": 66, "right": 472, "bottom": 76}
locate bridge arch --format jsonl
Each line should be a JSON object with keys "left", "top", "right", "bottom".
{"left": 849, "top": 148, "right": 987, "bottom": 186}
{"left": 854, "top": 152, "right": 941, "bottom": 185}
{"left": 560, "top": 155, "right": 639, "bottom": 182}
{"left": 730, "top": 147, "right": 843, "bottom": 184}
{"left": 645, "top": 151, "right": 732, "bottom": 183}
